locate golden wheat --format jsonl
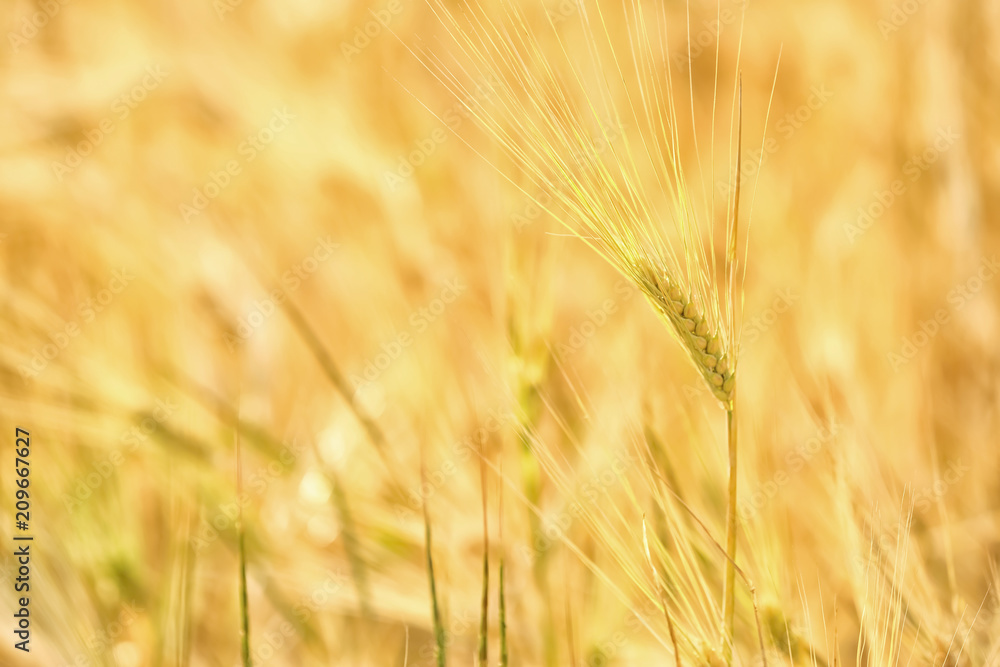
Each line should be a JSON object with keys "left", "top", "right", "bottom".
{"left": 413, "top": 0, "right": 757, "bottom": 658}
{"left": 634, "top": 260, "right": 735, "bottom": 404}
{"left": 411, "top": 0, "right": 754, "bottom": 400}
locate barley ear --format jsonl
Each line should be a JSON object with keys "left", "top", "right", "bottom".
{"left": 637, "top": 267, "right": 735, "bottom": 406}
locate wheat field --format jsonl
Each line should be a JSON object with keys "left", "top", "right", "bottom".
{"left": 1, "top": 0, "right": 999, "bottom": 664}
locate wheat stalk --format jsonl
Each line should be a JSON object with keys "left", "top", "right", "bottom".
{"left": 409, "top": 0, "right": 770, "bottom": 659}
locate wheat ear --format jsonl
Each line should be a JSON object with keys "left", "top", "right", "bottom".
{"left": 636, "top": 265, "right": 735, "bottom": 406}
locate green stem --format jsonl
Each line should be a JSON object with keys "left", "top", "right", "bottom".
{"left": 424, "top": 505, "right": 446, "bottom": 667}
{"left": 499, "top": 557, "right": 508, "bottom": 667}
{"left": 238, "top": 521, "right": 252, "bottom": 667}
{"left": 235, "top": 416, "right": 252, "bottom": 667}
{"left": 722, "top": 401, "right": 738, "bottom": 663}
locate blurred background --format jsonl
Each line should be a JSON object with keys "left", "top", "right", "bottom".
{"left": 1, "top": 0, "right": 998, "bottom": 664}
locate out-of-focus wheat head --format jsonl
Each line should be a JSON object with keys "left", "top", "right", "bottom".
{"left": 414, "top": 0, "right": 758, "bottom": 406}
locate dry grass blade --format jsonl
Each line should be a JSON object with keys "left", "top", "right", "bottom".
{"left": 646, "top": 464, "right": 768, "bottom": 665}
{"left": 642, "top": 516, "right": 682, "bottom": 667}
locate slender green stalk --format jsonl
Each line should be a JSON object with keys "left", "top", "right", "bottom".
{"left": 499, "top": 557, "right": 507, "bottom": 667}
{"left": 477, "top": 454, "right": 489, "bottom": 667}
{"left": 722, "top": 401, "right": 738, "bottom": 662}
{"left": 498, "top": 458, "right": 508, "bottom": 667}
{"left": 236, "top": 424, "right": 252, "bottom": 667}
{"left": 237, "top": 522, "right": 251, "bottom": 666}
{"left": 478, "top": 549, "right": 489, "bottom": 665}
{"left": 423, "top": 502, "right": 446, "bottom": 667}
{"left": 642, "top": 517, "right": 681, "bottom": 667}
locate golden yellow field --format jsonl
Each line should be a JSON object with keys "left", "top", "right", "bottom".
{"left": 2, "top": 0, "right": 999, "bottom": 664}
